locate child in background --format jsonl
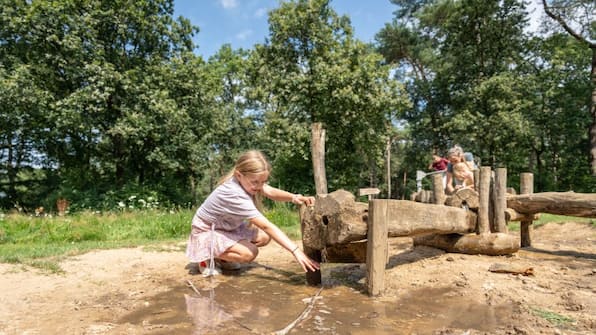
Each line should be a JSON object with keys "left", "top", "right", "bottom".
{"left": 186, "top": 150, "right": 320, "bottom": 276}
{"left": 428, "top": 154, "right": 449, "bottom": 172}
{"left": 452, "top": 161, "right": 475, "bottom": 190}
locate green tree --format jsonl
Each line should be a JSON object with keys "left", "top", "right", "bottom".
{"left": 541, "top": 0, "right": 596, "bottom": 175}
{"left": 248, "top": 0, "right": 409, "bottom": 195}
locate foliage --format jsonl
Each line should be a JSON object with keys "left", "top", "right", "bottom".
{"left": 248, "top": 0, "right": 410, "bottom": 195}
{"left": 0, "top": 0, "right": 594, "bottom": 211}
{"left": 377, "top": 0, "right": 594, "bottom": 196}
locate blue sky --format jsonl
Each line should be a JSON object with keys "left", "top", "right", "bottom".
{"left": 173, "top": 0, "right": 398, "bottom": 59}
{"left": 173, "top": 0, "right": 545, "bottom": 59}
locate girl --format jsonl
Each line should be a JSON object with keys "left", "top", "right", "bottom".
{"left": 186, "top": 150, "right": 320, "bottom": 276}
{"left": 452, "top": 161, "right": 475, "bottom": 190}
{"left": 444, "top": 145, "right": 477, "bottom": 194}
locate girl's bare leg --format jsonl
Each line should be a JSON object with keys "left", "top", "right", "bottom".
{"left": 218, "top": 229, "right": 271, "bottom": 263}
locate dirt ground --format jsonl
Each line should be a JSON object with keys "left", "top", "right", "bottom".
{"left": 0, "top": 221, "right": 594, "bottom": 335}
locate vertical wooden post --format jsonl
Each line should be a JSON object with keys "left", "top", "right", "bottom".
{"left": 520, "top": 173, "right": 534, "bottom": 247}
{"left": 367, "top": 200, "right": 388, "bottom": 296}
{"left": 307, "top": 122, "right": 326, "bottom": 285}
{"left": 478, "top": 167, "right": 492, "bottom": 234}
{"left": 311, "top": 122, "right": 328, "bottom": 195}
{"left": 432, "top": 173, "right": 445, "bottom": 205}
{"left": 494, "top": 168, "right": 508, "bottom": 233}
{"left": 386, "top": 139, "right": 391, "bottom": 199}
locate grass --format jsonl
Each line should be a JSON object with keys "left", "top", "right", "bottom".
{"left": 531, "top": 307, "right": 575, "bottom": 328}
{"left": 0, "top": 205, "right": 301, "bottom": 273}
{"left": 507, "top": 213, "right": 594, "bottom": 231}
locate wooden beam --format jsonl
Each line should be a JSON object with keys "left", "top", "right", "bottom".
{"left": 507, "top": 191, "right": 596, "bottom": 218}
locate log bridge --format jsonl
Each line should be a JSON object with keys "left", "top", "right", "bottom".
{"left": 300, "top": 168, "right": 596, "bottom": 296}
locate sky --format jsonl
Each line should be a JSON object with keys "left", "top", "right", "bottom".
{"left": 173, "top": 0, "right": 545, "bottom": 59}
{"left": 173, "top": 0, "right": 398, "bottom": 59}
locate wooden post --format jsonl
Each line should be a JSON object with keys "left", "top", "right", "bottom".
{"left": 494, "top": 168, "right": 508, "bottom": 232}
{"left": 367, "top": 200, "right": 388, "bottom": 296}
{"left": 478, "top": 167, "right": 491, "bottom": 234}
{"left": 386, "top": 138, "right": 391, "bottom": 199}
{"left": 432, "top": 173, "right": 445, "bottom": 205}
{"left": 311, "top": 122, "right": 328, "bottom": 195}
{"left": 520, "top": 173, "right": 534, "bottom": 247}
{"left": 307, "top": 122, "right": 326, "bottom": 285}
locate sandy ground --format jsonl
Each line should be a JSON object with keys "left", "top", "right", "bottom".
{"left": 0, "top": 221, "right": 594, "bottom": 335}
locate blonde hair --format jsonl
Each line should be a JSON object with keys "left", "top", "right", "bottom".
{"left": 219, "top": 150, "right": 272, "bottom": 210}
{"left": 453, "top": 162, "right": 474, "bottom": 188}
{"left": 447, "top": 145, "right": 464, "bottom": 161}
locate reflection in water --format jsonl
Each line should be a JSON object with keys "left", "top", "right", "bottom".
{"left": 184, "top": 288, "right": 233, "bottom": 334}
{"left": 119, "top": 264, "right": 515, "bottom": 334}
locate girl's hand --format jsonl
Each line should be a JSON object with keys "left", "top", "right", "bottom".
{"left": 292, "top": 194, "right": 315, "bottom": 206}
{"left": 291, "top": 248, "right": 320, "bottom": 272}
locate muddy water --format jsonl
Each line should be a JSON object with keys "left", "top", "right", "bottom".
{"left": 119, "top": 263, "right": 512, "bottom": 334}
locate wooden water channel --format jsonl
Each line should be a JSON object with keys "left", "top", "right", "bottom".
{"left": 300, "top": 167, "right": 596, "bottom": 296}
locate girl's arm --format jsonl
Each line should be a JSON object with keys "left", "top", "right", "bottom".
{"left": 262, "top": 184, "right": 315, "bottom": 206}
{"left": 249, "top": 215, "right": 320, "bottom": 272}
{"left": 445, "top": 172, "right": 455, "bottom": 194}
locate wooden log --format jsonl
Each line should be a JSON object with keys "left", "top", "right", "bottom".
{"left": 299, "top": 205, "right": 322, "bottom": 285}
{"left": 432, "top": 173, "right": 446, "bottom": 205}
{"left": 414, "top": 189, "right": 433, "bottom": 203}
{"left": 493, "top": 168, "right": 508, "bottom": 232}
{"left": 311, "top": 122, "right": 327, "bottom": 195}
{"left": 413, "top": 233, "right": 520, "bottom": 256}
{"left": 478, "top": 167, "right": 491, "bottom": 234}
{"left": 300, "top": 203, "right": 327, "bottom": 250}
{"left": 504, "top": 208, "right": 540, "bottom": 222}
{"left": 327, "top": 199, "right": 476, "bottom": 244}
{"left": 323, "top": 240, "right": 367, "bottom": 263}
{"left": 507, "top": 191, "right": 596, "bottom": 218}
{"left": 367, "top": 200, "right": 388, "bottom": 296}
{"left": 444, "top": 188, "right": 479, "bottom": 209}
{"left": 519, "top": 173, "right": 533, "bottom": 247}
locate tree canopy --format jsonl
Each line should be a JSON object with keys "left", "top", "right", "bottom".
{"left": 0, "top": 0, "right": 593, "bottom": 213}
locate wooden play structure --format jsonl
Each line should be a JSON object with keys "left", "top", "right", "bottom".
{"left": 299, "top": 167, "right": 596, "bottom": 296}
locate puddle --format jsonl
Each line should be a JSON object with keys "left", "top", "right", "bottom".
{"left": 119, "top": 264, "right": 514, "bottom": 334}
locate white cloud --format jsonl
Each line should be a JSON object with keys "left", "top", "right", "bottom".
{"left": 236, "top": 29, "right": 253, "bottom": 41}
{"left": 219, "top": 0, "right": 238, "bottom": 9}
{"left": 254, "top": 7, "right": 268, "bottom": 18}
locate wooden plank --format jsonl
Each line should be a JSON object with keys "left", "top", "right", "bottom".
{"left": 367, "top": 200, "right": 388, "bottom": 296}
{"left": 359, "top": 188, "right": 380, "bottom": 196}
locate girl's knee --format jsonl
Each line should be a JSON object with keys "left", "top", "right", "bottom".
{"left": 241, "top": 244, "right": 259, "bottom": 262}
{"left": 253, "top": 231, "right": 271, "bottom": 247}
